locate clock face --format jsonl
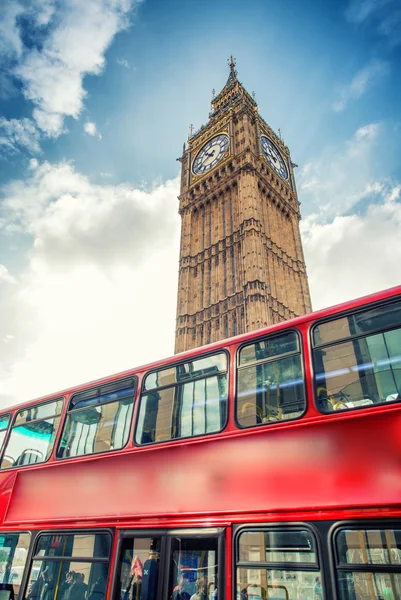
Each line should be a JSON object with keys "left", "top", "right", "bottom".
{"left": 192, "top": 134, "right": 229, "bottom": 176}
{"left": 260, "top": 135, "right": 288, "bottom": 180}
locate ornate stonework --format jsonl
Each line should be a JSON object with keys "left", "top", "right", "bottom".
{"left": 175, "top": 58, "right": 312, "bottom": 353}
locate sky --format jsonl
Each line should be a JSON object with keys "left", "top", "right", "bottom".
{"left": 0, "top": 0, "right": 400, "bottom": 408}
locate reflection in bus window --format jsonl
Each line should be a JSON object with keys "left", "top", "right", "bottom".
{"left": 337, "top": 573, "right": 401, "bottom": 600}
{"left": 57, "top": 379, "right": 135, "bottom": 459}
{"left": 168, "top": 537, "right": 218, "bottom": 600}
{"left": 25, "top": 533, "right": 111, "bottom": 600}
{"left": 0, "top": 414, "right": 10, "bottom": 453}
{"left": 136, "top": 353, "right": 228, "bottom": 445}
{"left": 0, "top": 532, "right": 30, "bottom": 600}
{"left": 237, "top": 332, "right": 305, "bottom": 427}
{"left": 335, "top": 528, "right": 401, "bottom": 599}
{"left": 114, "top": 538, "right": 161, "bottom": 600}
{"left": 237, "top": 529, "right": 322, "bottom": 600}
{"left": 0, "top": 400, "right": 63, "bottom": 469}
{"left": 313, "top": 300, "right": 401, "bottom": 413}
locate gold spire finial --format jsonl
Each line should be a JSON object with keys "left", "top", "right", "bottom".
{"left": 188, "top": 124, "right": 194, "bottom": 139}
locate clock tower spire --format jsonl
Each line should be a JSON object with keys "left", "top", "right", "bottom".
{"left": 175, "top": 59, "right": 311, "bottom": 353}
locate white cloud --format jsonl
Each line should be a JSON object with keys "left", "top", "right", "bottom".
{"left": 84, "top": 121, "right": 102, "bottom": 140}
{"left": 0, "top": 1, "right": 25, "bottom": 59}
{"left": 27, "top": 0, "right": 56, "bottom": 27}
{"left": 333, "top": 59, "right": 389, "bottom": 112}
{"left": 299, "top": 122, "right": 401, "bottom": 311}
{"left": 0, "top": 265, "right": 15, "bottom": 285}
{"left": 299, "top": 123, "right": 383, "bottom": 217}
{"left": 0, "top": 161, "right": 180, "bottom": 406}
{"left": 345, "top": 0, "right": 401, "bottom": 46}
{"left": 302, "top": 183, "right": 401, "bottom": 310}
{"left": 0, "top": 0, "right": 141, "bottom": 137}
{"left": 0, "top": 118, "right": 41, "bottom": 156}
{"left": 29, "top": 158, "right": 39, "bottom": 170}
{"left": 117, "top": 57, "right": 130, "bottom": 68}
{"left": 32, "top": 109, "right": 67, "bottom": 139}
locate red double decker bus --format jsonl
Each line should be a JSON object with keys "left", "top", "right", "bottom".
{"left": 0, "top": 286, "right": 400, "bottom": 600}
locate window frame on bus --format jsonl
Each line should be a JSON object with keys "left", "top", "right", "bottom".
{"left": 0, "top": 530, "right": 32, "bottom": 600}
{"left": 235, "top": 328, "right": 307, "bottom": 430}
{"left": 134, "top": 349, "right": 230, "bottom": 447}
{"left": 329, "top": 519, "right": 401, "bottom": 600}
{"left": 111, "top": 527, "right": 225, "bottom": 600}
{"left": 0, "top": 413, "right": 11, "bottom": 453}
{"left": 22, "top": 528, "right": 114, "bottom": 600}
{"left": 311, "top": 297, "right": 401, "bottom": 415}
{"left": 0, "top": 398, "right": 64, "bottom": 470}
{"left": 56, "top": 376, "right": 137, "bottom": 461}
{"left": 233, "top": 523, "right": 325, "bottom": 600}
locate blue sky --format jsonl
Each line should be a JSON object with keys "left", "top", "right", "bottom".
{"left": 0, "top": 0, "right": 400, "bottom": 407}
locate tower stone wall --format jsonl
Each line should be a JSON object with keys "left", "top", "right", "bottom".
{"left": 175, "top": 59, "right": 311, "bottom": 353}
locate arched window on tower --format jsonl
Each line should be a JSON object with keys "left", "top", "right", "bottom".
{"left": 209, "top": 260, "right": 212, "bottom": 306}
{"left": 209, "top": 203, "right": 213, "bottom": 246}
{"left": 231, "top": 247, "right": 235, "bottom": 293}
{"left": 202, "top": 206, "right": 206, "bottom": 251}
{"left": 201, "top": 264, "right": 205, "bottom": 307}
{"left": 223, "top": 251, "right": 227, "bottom": 297}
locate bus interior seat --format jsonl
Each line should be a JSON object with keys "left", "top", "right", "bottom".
{"left": 386, "top": 393, "right": 401, "bottom": 402}
{"left": 13, "top": 449, "right": 43, "bottom": 466}
{"left": 94, "top": 439, "right": 111, "bottom": 453}
{"left": 1, "top": 456, "right": 14, "bottom": 469}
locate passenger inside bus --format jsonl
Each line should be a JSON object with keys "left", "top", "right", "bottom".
{"left": 139, "top": 549, "right": 159, "bottom": 600}
{"left": 171, "top": 576, "right": 190, "bottom": 600}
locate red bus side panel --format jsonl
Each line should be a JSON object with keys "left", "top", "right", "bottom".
{"left": 2, "top": 409, "right": 401, "bottom": 524}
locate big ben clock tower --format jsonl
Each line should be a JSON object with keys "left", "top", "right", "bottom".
{"left": 175, "top": 57, "right": 312, "bottom": 353}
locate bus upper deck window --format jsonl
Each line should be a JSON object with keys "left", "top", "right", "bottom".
{"left": 313, "top": 299, "right": 401, "bottom": 413}
{"left": 57, "top": 377, "right": 136, "bottom": 459}
{"left": 136, "top": 352, "right": 228, "bottom": 445}
{"left": 0, "top": 399, "right": 63, "bottom": 469}
{"left": 237, "top": 331, "right": 305, "bottom": 427}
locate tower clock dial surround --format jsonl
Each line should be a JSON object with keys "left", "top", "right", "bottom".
{"left": 192, "top": 133, "right": 229, "bottom": 176}
{"left": 260, "top": 135, "right": 288, "bottom": 180}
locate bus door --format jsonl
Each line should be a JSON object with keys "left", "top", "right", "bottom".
{"left": 112, "top": 529, "right": 224, "bottom": 600}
